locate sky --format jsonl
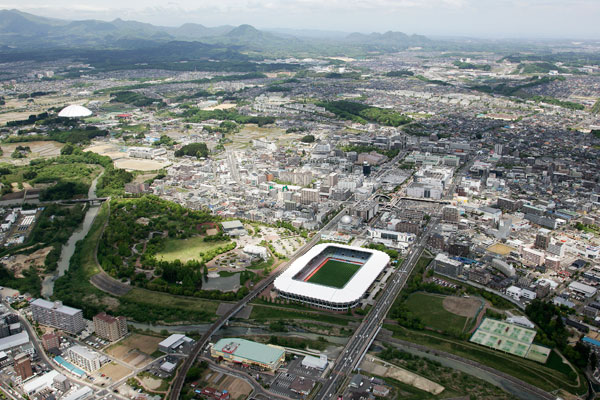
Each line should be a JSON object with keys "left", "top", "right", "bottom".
{"left": 2, "top": 0, "right": 599, "bottom": 39}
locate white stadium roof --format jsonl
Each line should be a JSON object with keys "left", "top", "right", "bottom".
{"left": 58, "top": 104, "right": 92, "bottom": 118}
{"left": 274, "top": 243, "right": 390, "bottom": 305}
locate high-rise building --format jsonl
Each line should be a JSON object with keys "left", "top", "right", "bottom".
{"left": 14, "top": 353, "right": 32, "bottom": 380}
{"left": 66, "top": 345, "right": 102, "bottom": 372}
{"left": 327, "top": 172, "right": 338, "bottom": 187}
{"left": 494, "top": 143, "right": 503, "bottom": 156}
{"left": 535, "top": 229, "right": 550, "bottom": 250}
{"left": 30, "top": 299, "right": 85, "bottom": 334}
{"left": 42, "top": 332, "right": 60, "bottom": 351}
{"left": 442, "top": 206, "right": 460, "bottom": 223}
{"left": 93, "top": 313, "right": 128, "bottom": 342}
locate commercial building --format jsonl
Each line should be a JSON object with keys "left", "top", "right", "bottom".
{"left": 569, "top": 282, "right": 597, "bottom": 298}
{"left": 0, "top": 331, "right": 29, "bottom": 352}
{"left": 158, "top": 334, "right": 194, "bottom": 353}
{"left": 406, "top": 182, "right": 443, "bottom": 199}
{"left": 211, "top": 338, "right": 285, "bottom": 371}
{"left": 22, "top": 370, "right": 60, "bottom": 395}
{"left": 221, "top": 220, "right": 247, "bottom": 236}
{"left": 31, "top": 299, "right": 85, "bottom": 334}
{"left": 433, "top": 253, "right": 463, "bottom": 278}
{"left": 242, "top": 245, "right": 269, "bottom": 260}
{"left": 93, "top": 312, "right": 127, "bottom": 342}
{"left": 301, "top": 354, "right": 328, "bottom": 370}
{"left": 290, "top": 377, "right": 315, "bottom": 395}
{"left": 66, "top": 345, "right": 102, "bottom": 372}
{"left": 61, "top": 386, "right": 93, "bottom": 400}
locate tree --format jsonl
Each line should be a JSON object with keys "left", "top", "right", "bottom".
{"left": 61, "top": 143, "right": 75, "bottom": 155}
{"left": 300, "top": 134, "right": 315, "bottom": 143}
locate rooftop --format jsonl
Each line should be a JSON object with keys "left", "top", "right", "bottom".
{"left": 213, "top": 338, "right": 284, "bottom": 366}
{"left": 31, "top": 299, "right": 81, "bottom": 316}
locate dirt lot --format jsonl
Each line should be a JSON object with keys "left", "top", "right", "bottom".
{"left": 361, "top": 356, "right": 444, "bottom": 395}
{"left": 97, "top": 362, "right": 133, "bottom": 381}
{"left": 85, "top": 142, "right": 170, "bottom": 171}
{"left": 214, "top": 375, "right": 252, "bottom": 399}
{"left": 0, "top": 141, "right": 63, "bottom": 164}
{"left": 3, "top": 246, "right": 53, "bottom": 278}
{"left": 487, "top": 243, "right": 516, "bottom": 256}
{"left": 106, "top": 334, "right": 163, "bottom": 366}
{"left": 140, "top": 375, "right": 163, "bottom": 391}
{"left": 442, "top": 296, "right": 482, "bottom": 318}
{"left": 114, "top": 158, "right": 170, "bottom": 171}
{"left": 202, "top": 103, "right": 237, "bottom": 111}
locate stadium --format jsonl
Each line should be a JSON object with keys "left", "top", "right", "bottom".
{"left": 274, "top": 243, "right": 390, "bottom": 310}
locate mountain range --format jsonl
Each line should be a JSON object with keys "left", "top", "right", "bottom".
{"left": 0, "top": 9, "right": 430, "bottom": 53}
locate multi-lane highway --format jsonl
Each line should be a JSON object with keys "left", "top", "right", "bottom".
{"left": 318, "top": 158, "right": 479, "bottom": 398}
{"left": 317, "top": 213, "right": 439, "bottom": 399}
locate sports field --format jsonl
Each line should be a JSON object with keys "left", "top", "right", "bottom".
{"left": 404, "top": 292, "right": 473, "bottom": 336}
{"left": 306, "top": 259, "right": 362, "bottom": 288}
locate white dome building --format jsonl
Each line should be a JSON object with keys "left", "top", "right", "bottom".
{"left": 58, "top": 105, "right": 92, "bottom": 118}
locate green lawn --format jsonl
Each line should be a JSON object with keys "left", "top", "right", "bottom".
{"left": 307, "top": 259, "right": 361, "bottom": 288}
{"left": 156, "top": 236, "right": 230, "bottom": 262}
{"left": 404, "top": 292, "right": 468, "bottom": 336}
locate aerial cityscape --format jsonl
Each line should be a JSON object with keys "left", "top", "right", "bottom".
{"left": 0, "top": 2, "right": 599, "bottom": 400}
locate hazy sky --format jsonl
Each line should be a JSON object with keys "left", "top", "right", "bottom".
{"left": 2, "top": 0, "right": 599, "bottom": 39}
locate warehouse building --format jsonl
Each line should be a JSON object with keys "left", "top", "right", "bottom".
{"left": 159, "top": 334, "right": 194, "bottom": 353}
{"left": 211, "top": 338, "right": 285, "bottom": 371}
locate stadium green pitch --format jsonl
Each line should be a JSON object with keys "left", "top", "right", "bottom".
{"left": 306, "top": 259, "right": 362, "bottom": 289}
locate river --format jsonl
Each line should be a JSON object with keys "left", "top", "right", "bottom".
{"left": 41, "top": 171, "right": 102, "bottom": 298}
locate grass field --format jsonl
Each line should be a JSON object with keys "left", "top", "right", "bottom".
{"left": 404, "top": 292, "right": 470, "bottom": 336}
{"left": 306, "top": 259, "right": 362, "bottom": 288}
{"left": 120, "top": 288, "right": 219, "bottom": 323}
{"left": 156, "top": 236, "right": 229, "bottom": 262}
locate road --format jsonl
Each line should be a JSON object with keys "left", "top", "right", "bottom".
{"left": 317, "top": 213, "right": 439, "bottom": 399}
{"left": 318, "top": 158, "right": 474, "bottom": 398}
{"left": 167, "top": 205, "right": 350, "bottom": 399}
